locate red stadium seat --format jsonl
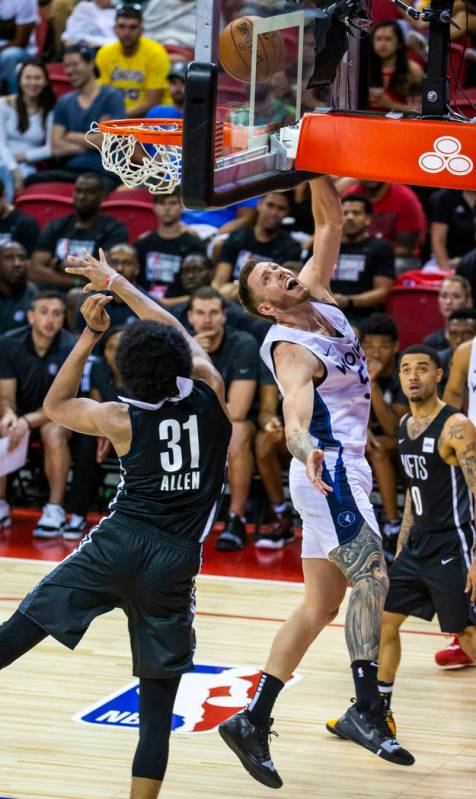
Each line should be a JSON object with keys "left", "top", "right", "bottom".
{"left": 16, "top": 193, "right": 74, "bottom": 228}
{"left": 46, "top": 63, "right": 73, "bottom": 98}
{"left": 107, "top": 187, "right": 153, "bottom": 204}
{"left": 385, "top": 286, "right": 444, "bottom": 349}
{"left": 17, "top": 182, "right": 75, "bottom": 199}
{"left": 100, "top": 199, "right": 157, "bottom": 240}
{"left": 36, "top": 8, "right": 50, "bottom": 56}
{"left": 395, "top": 270, "right": 446, "bottom": 289}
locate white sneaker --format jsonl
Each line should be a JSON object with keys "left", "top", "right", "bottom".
{"left": 34, "top": 503, "right": 65, "bottom": 538}
{"left": 0, "top": 501, "right": 11, "bottom": 531}
{"left": 63, "top": 514, "right": 87, "bottom": 541}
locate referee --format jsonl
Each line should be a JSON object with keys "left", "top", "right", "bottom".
{"left": 0, "top": 250, "right": 231, "bottom": 799}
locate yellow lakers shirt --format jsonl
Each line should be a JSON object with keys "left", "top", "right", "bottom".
{"left": 96, "top": 37, "right": 172, "bottom": 111}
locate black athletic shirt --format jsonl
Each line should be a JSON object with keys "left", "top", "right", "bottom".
{"left": 111, "top": 380, "right": 231, "bottom": 543}
{"left": 398, "top": 405, "right": 473, "bottom": 533}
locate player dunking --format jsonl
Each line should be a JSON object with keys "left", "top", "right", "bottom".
{"left": 218, "top": 176, "right": 414, "bottom": 788}
{"left": 0, "top": 274, "right": 231, "bottom": 799}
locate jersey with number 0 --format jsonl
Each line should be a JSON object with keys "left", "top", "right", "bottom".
{"left": 110, "top": 380, "right": 231, "bottom": 543}
{"left": 398, "top": 405, "right": 473, "bottom": 532}
{"left": 260, "top": 300, "right": 371, "bottom": 456}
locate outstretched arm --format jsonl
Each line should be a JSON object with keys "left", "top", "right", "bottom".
{"left": 66, "top": 249, "right": 227, "bottom": 413}
{"left": 443, "top": 413, "right": 476, "bottom": 496}
{"left": 298, "top": 176, "right": 344, "bottom": 300}
{"left": 274, "top": 341, "right": 331, "bottom": 494}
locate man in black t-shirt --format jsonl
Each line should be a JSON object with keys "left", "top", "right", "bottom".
{"left": 0, "top": 241, "right": 38, "bottom": 335}
{"left": 213, "top": 192, "right": 301, "bottom": 301}
{"left": 187, "top": 286, "right": 259, "bottom": 551}
{"left": 0, "top": 292, "right": 75, "bottom": 537}
{"left": 359, "top": 314, "right": 408, "bottom": 563}
{"left": 134, "top": 187, "right": 206, "bottom": 299}
{"left": 331, "top": 194, "right": 395, "bottom": 323}
{"left": 0, "top": 179, "right": 40, "bottom": 257}
{"left": 30, "top": 173, "right": 128, "bottom": 291}
{"left": 429, "top": 188, "right": 476, "bottom": 270}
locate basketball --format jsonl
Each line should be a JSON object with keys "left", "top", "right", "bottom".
{"left": 218, "top": 16, "right": 284, "bottom": 84}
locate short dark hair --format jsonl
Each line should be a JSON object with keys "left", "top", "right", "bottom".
{"left": 63, "top": 42, "right": 95, "bottom": 63}
{"left": 75, "top": 172, "right": 105, "bottom": 191}
{"left": 238, "top": 260, "right": 274, "bottom": 322}
{"left": 116, "top": 4, "right": 142, "bottom": 22}
{"left": 115, "top": 320, "right": 192, "bottom": 403}
{"left": 359, "top": 312, "right": 398, "bottom": 342}
{"left": 342, "top": 193, "right": 373, "bottom": 216}
{"left": 400, "top": 344, "right": 441, "bottom": 368}
{"left": 448, "top": 308, "right": 476, "bottom": 323}
{"left": 31, "top": 291, "right": 66, "bottom": 310}
{"left": 153, "top": 185, "right": 181, "bottom": 203}
{"left": 190, "top": 286, "right": 226, "bottom": 310}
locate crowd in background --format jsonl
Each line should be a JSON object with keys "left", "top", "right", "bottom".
{"left": 0, "top": 0, "right": 475, "bottom": 558}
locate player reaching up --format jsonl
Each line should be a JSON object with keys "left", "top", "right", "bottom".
{"left": 218, "top": 176, "right": 414, "bottom": 790}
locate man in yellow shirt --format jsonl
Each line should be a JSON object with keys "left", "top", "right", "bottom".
{"left": 95, "top": 4, "right": 171, "bottom": 118}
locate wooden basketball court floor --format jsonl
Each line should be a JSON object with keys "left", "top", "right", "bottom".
{"left": 0, "top": 515, "right": 475, "bottom": 799}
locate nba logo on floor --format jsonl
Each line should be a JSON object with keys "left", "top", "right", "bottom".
{"left": 74, "top": 664, "right": 302, "bottom": 734}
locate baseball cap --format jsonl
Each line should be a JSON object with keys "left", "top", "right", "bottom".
{"left": 168, "top": 62, "right": 188, "bottom": 81}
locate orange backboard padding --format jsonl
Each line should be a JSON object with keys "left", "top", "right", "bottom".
{"left": 295, "top": 113, "right": 476, "bottom": 191}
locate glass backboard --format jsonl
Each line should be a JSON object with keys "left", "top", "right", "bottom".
{"left": 181, "top": 0, "right": 366, "bottom": 209}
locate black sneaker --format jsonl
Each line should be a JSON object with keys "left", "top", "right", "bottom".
{"left": 216, "top": 514, "right": 247, "bottom": 551}
{"left": 333, "top": 704, "right": 414, "bottom": 766}
{"left": 219, "top": 711, "right": 283, "bottom": 789}
{"left": 255, "top": 509, "right": 296, "bottom": 549}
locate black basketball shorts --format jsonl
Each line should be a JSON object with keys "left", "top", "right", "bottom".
{"left": 385, "top": 524, "right": 476, "bottom": 632}
{"left": 19, "top": 513, "right": 201, "bottom": 678}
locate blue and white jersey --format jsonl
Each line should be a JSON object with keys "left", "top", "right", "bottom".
{"left": 260, "top": 300, "right": 371, "bottom": 458}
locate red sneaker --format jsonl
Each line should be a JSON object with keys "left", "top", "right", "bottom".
{"left": 434, "top": 636, "right": 475, "bottom": 669}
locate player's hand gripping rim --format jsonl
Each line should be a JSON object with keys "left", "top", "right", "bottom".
{"left": 65, "top": 248, "right": 117, "bottom": 292}
{"left": 306, "top": 449, "right": 333, "bottom": 495}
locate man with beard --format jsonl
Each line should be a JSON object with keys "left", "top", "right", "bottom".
{"left": 29, "top": 173, "right": 128, "bottom": 290}
{"left": 331, "top": 193, "right": 395, "bottom": 325}
{"left": 0, "top": 241, "right": 38, "bottom": 334}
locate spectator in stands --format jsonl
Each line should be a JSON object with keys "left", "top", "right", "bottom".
{"left": 40, "top": 0, "right": 77, "bottom": 57}
{"left": 254, "top": 365, "right": 296, "bottom": 549}
{"left": 134, "top": 187, "right": 205, "bottom": 301}
{"left": 62, "top": 0, "right": 116, "bottom": 49}
{"left": 30, "top": 172, "right": 128, "bottom": 289}
{"left": 0, "top": 60, "right": 55, "bottom": 194}
{"left": 64, "top": 325, "right": 125, "bottom": 540}
{"left": 71, "top": 243, "right": 148, "bottom": 332}
{"left": 146, "top": 60, "right": 186, "bottom": 119}
{"left": 0, "top": 241, "right": 38, "bottom": 334}
{"left": 360, "top": 313, "right": 408, "bottom": 563}
{"left": 423, "top": 275, "right": 472, "bottom": 350}
{"left": 368, "top": 20, "right": 424, "bottom": 112}
{"left": 187, "top": 286, "right": 259, "bottom": 551}
{"left": 213, "top": 192, "right": 301, "bottom": 300}
{"left": 143, "top": 0, "right": 196, "bottom": 58}
{"left": 47, "top": 43, "right": 125, "bottom": 185}
{"left": 0, "top": 1, "right": 38, "bottom": 94}
{"left": 330, "top": 193, "right": 395, "bottom": 323}
{"left": 429, "top": 189, "right": 476, "bottom": 272}
{"left": 96, "top": 4, "right": 171, "bottom": 118}
{"left": 340, "top": 179, "right": 426, "bottom": 272}
{"left": 438, "top": 308, "right": 476, "bottom": 389}
{"left": 457, "top": 246, "right": 476, "bottom": 301}
{"left": 0, "top": 291, "right": 74, "bottom": 537}
{"left": 0, "top": 177, "right": 40, "bottom": 255}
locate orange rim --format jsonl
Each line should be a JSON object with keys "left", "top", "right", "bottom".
{"left": 98, "top": 118, "right": 183, "bottom": 145}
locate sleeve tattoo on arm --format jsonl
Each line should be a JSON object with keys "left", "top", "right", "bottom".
{"left": 286, "top": 428, "right": 314, "bottom": 464}
{"left": 456, "top": 439, "right": 476, "bottom": 495}
{"left": 397, "top": 491, "right": 413, "bottom": 552}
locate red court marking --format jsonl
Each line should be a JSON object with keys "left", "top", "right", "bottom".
{"left": 0, "top": 599, "right": 446, "bottom": 638}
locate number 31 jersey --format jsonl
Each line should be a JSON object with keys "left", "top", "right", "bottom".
{"left": 398, "top": 404, "right": 473, "bottom": 533}
{"left": 110, "top": 379, "right": 232, "bottom": 543}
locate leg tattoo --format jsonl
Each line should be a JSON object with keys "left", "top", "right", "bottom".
{"left": 329, "top": 523, "right": 389, "bottom": 662}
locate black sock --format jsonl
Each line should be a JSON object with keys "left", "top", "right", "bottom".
{"left": 378, "top": 680, "right": 394, "bottom": 712}
{"left": 245, "top": 672, "right": 284, "bottom": 727}
{"left": 351, "top": 660, "right": 381, "bottom": 715}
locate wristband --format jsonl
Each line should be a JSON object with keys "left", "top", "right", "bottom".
{"left": 86, "top": 324, "right": 103, "bottom": 336}
{"left": 22, "top": 416, "right": 32, "bottom": 430}
{"left": 105, "top": 273, "right": 119, "bottom": 291}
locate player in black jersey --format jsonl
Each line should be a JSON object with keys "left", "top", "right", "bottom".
{"left": 0, "top": 256, "right": 231, "bottom": 799}
{"left": 328, "top": 344, "right": 476, "bottom": 737}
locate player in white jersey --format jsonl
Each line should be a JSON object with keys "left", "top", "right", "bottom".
{"left": 219, "top": 177, "right": 414, "bottom": 787}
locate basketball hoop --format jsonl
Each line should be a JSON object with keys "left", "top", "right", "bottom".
{"left": 86, "top": 118, "right": 183, "bottom": 194}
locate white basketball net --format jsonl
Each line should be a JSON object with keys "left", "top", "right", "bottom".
{"left": 87, "top": 121, "right": 182, "bottom": 194}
